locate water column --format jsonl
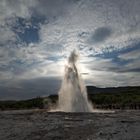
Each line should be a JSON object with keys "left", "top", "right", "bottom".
{"left": 58, "top": 50, "right": 93, "bottom": 112}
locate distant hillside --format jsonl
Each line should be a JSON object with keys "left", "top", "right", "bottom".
{"left": 0, "top": 97, "right": 44, "bottom": 110}
{"left": 87, "top": 86, "right": 140, "bottom": 94}
{"left": 0, "top": 86, "right": 140, "bottom": 110}
{"left": 87, "top": 86, "right": 140, "bottom": 110}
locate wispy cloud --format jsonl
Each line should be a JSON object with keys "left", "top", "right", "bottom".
{"left": 0, "top": 0, "right": 140, "bottom": 99}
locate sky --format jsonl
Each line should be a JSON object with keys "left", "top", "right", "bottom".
{"left": 0, "top": 0, "right": 140, "bottom": 100}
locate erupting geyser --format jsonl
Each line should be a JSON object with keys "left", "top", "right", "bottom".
{"left": 58, "top": 50, "right": 93, "bottom": 112}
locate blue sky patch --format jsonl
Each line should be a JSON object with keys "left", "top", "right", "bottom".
{"left": 12, "top": 16, "right": 46, "bottom": 44}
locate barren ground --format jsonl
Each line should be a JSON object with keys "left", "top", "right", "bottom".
{"left": 0, "top": 110, "right": 140, "bottom": 140}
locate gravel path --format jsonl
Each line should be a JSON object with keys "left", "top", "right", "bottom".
{"left": 0, "top": 110, "right": 140, "bottom": 140}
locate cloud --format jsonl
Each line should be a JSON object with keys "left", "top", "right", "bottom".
{"left": 86, "top": 70, "right": 140, "bottom": 87}
{"left": 118, "top": 48, "right": 140, "bottom": 60}
{"left": 0, "top": 77, "right": 61, "bottom": 100}
{"left": 0, "top": 26, "right": 17, "bottom": 45}
{"left": 88, "top": 27, "right": 112, "bottom": 44}
{"left": 0, "top": 0, "right": 37, "bottom": 21}
{"left": 37, "top": 0, "right": 140, "bottom": 56}
{"left": 0, "top": 0, "right": 140, "bottom": 99}
{"left": 0, "top": 0, "right": 39, "bottom": 47}
{"left": 34, "top": 0, "right": 76, "bottom": 18}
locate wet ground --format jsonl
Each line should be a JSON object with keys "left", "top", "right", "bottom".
{"left": 0, "top": 110, "right": 140, "bottom": 140}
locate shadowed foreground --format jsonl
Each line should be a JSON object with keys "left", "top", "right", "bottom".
{"left": 0, "top": 110, "right": 140, "bottom": 140}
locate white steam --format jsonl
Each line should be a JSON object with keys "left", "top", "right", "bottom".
{"left": 58, "top": 50, "right": 93, "bottom": 112}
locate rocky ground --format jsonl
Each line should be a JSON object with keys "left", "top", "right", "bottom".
{"left": 0, "top": 110, "right": 140, "bottom": 140}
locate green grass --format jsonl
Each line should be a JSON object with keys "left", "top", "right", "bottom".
{"left": 0, "top": 97, "right": 44, "bottom": 110}
{"left": 88, "top": 92, "right": 140, "bottom": 109}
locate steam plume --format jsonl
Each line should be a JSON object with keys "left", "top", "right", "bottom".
{"left": 58, "top": 50, "right": 93, "bottom": 112}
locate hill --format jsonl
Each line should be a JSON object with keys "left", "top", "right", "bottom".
{"left": 87, "top": 86, "right": 140, "bottom": 94}
{"left": 87, "top": 86, "right": 140, "bottom": 109}
{"left": 0, "top": 86, "right": 140, "bottom": 110}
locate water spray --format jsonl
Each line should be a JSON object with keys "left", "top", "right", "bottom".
{"left": 58, "top": 50, "right": 93, "bottom": 112}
